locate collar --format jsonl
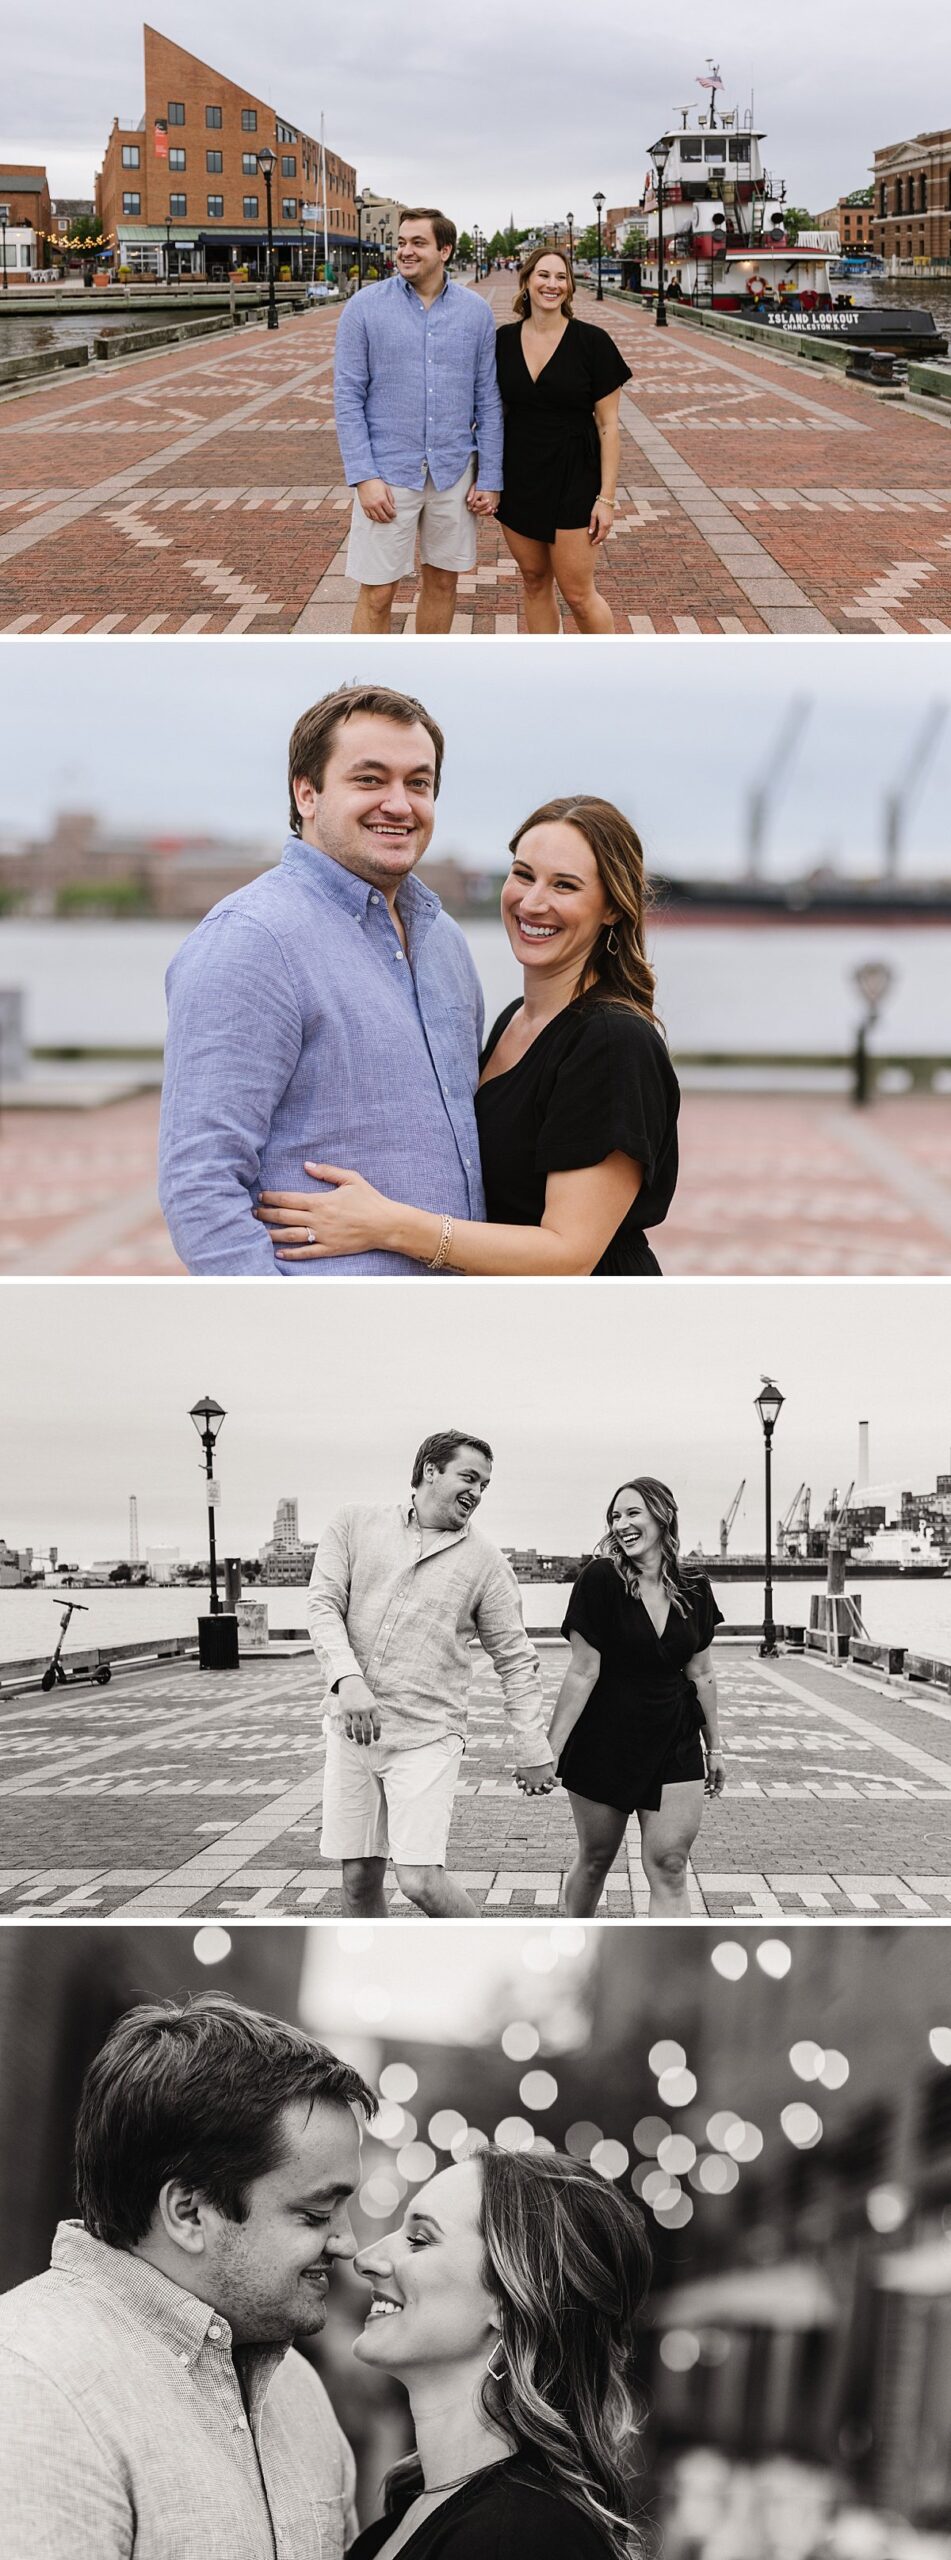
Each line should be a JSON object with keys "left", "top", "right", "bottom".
{"left": 50, "top": 2222, "right": 285, "bottom": 2380}
{"left": 395, "top": 268, "right": 451, "bottom": 308}
{"left": 280, "top": 836, "right": 440, "bottom": 926}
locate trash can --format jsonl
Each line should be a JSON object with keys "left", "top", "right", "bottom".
{"left": 197, "top": 1613, "right": 240, "bottom": 1671}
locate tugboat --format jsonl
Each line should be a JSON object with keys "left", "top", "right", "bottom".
{"left": 638, "top": 67, "right": 947, "bottom": 358}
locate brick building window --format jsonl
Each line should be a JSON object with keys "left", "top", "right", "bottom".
{"left": 242, "top": 154, "right": 257, "bottom": 176}
{"left": 919, "top": 174, "right": 928, "bottom": 210}
{"left": 282, "top": 199, "right": 296, "bottom": 219}
{"left": 121, "top": 146, "right": 140, "bottom": 168}
{"left": 207, "top": 195, "right": 224, "bottom": 218}
{"left": 169, "top": 149, "right": 186, "bottom": 171}
{"left": 205, "top": 105, "right": 223, "bottom": 129}
{"left": 281, "top": 154, "right": 296, "bottom": 178}
{"left": 206, "top": 151, "right": 222, "bottom": 173}
{"left": 241, "top": 109, "right": 257, "bottom": 131}
{"left": 122, "top": 192, "right": 141, "bottom": 215}
{"left": 168, "top": 102, "right": 185, "bottom": 124}
{"left": 276, "top": 122, "right": 297, "bottom": 143}
{"left": 169, "top": 194, "right": 186, "bottom": 217}
{"left": 243, "top": 196, "right": 259, "bottom": 218}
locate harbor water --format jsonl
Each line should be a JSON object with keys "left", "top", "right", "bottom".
{"left": 3, "top": 1576, "right": 951, "bottom": 1668}
{"left": 3, "top": 915, "right": 950, "bottom": 1059}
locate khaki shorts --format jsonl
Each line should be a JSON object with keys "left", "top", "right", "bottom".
{"left": 320, "top": 1726, "right": 465, "bottom": 1867}
{"left": 345, "top": 459, "right": 478, "bottom": 586}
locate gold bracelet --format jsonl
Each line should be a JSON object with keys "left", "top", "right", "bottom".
{"left": 596, "top": 494, "right": 617, "bottom": 507}
{"left": 426, "top": 1213, "right": 454, "bottom": 1273}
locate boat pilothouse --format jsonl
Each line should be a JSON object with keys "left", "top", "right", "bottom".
{"left": 641, "top": 71, "right": 839, "bottom": 314}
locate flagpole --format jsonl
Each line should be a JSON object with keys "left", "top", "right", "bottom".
{"left": 321, "top": 113, "right": 329, "bottom": 278}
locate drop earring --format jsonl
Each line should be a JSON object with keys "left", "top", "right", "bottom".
{"left": 485, "top": 2339, "right": 507, "bottom": 2381}
{"left": 606, "top": 925, "right": 620, "bottom": 955}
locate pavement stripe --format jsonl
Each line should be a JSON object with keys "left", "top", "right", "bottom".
{"left": 829, "top": 1108, "right": 951, "bottom": 1241}
{"left": 758, "top": 1664, "right": 951, "bottom": 1789}
{"left": 618, "top": 389, "right": 835, "bottom": 632}
{"left": 652, "top": 327, "right": 872, "bottom": 432}
{"left": 110, "top": 1769, "right": 327, "bottom": 1914}
{"left": 0, "top": 1182, "right": 167, "bottom": 1275}
{"left": 0, "top": 350, "right": 335, "bottom": 568}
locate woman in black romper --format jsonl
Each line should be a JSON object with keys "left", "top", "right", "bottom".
{"left": 548, "top": 1477, "right": 726, "bottom": 1916}
{"left": 495, "top": 243, "right": 632, "bottom": 633}
{"left": 258, "top": 796, "right": 681, "bottom": 1277}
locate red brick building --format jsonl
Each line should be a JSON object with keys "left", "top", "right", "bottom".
{"left": 0, "top": 166, "right": 53, "bottom": 269}
{"left": 816, "top": 197, "right": 875, "bottom": 252}
{"left": 872, "top": 128, "right": 951, "bottom": 265}
{"left": 95, "top": 25, "right": 357, "bottom": 278}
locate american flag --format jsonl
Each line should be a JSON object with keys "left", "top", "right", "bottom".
{"left": 697, "top": 66, "right": 721, "bottom": 89}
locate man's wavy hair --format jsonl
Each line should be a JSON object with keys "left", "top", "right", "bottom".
{"left": 288, "top": 685, "right": 445, "bottom": 834}
{"left": 384, "top": 2146, "right": 651, "bottom": 2557}
{"left": 598, "top": 1475, "right": 696, "bottom": 1620}
{"left": 75, "top": 1992, "right": 374, "bottom": 2247}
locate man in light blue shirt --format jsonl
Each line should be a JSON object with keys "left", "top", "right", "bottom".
{"left": 334, "top": 207, "right": 503, "bottom": 635}
{"left": 158, "top": 684, "right": 485, "bottom": 1276}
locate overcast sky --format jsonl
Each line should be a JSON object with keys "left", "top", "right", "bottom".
{"left": 2, "top": 640, "right": 950, "bottom": 881}
{"left": 3, "top": 1278, "right": 948, "bottom": 1558}
{"left": 2, "top": 3, "right": 943, "bottom": 226}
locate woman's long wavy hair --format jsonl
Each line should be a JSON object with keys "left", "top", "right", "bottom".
{"left": 508, "top": 797, "right": 659, "bottom": 1025}
{"left": 598, "top": 1475, "right": 694, "bottom": 1621}
{"left": 512, "top": 242, "right": 575, "bottom": 318}
{"left": 383, "top": 2146, "right": 651, "bottom": 2558}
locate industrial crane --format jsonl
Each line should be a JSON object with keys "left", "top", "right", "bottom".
{"left": 719, "top": 1481, "right": 745, "bottom": 1555}
{"left": 745, "top": 697, "right": 811, "bottom": 879}
{"left": 882, "top": 702, "right": 948, "bottom": 878}
{"left": 778, "top": 1483, "right": 811, "bottom": 1557}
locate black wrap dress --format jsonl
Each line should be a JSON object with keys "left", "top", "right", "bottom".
{"left": 496, "top": 318, "right": 632, "bottom": 542}
{"left": 559, "top": 1559, "right": 723, "bottom": 1812}
{"left": 476, "top": 1000, "right": 680, "bottom": 1276}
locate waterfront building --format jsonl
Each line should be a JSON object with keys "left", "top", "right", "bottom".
{"left": 95, "top": 25, "right": 357, "bottom": 280}
{"left": 872, "top": 128, "right": 951, "bottom": 266}
{"left": 816, "top": 194, "right": 876, "bottom": 251}
{"left": 358, "top": 192, "right": 406, "bottom": 271}
{"left": 0, "top": 166, "right": 53, "bottom": 272}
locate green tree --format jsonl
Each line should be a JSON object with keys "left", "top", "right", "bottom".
{"left": 456, "top": 231, "right": 474, "bottom": 265}
{"left": 65, "top": 212, "right": 104, "bottom": 251}
{"left": 782, "top": 207, "right": 815, "bottom": 244}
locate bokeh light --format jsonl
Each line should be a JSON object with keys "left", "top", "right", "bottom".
{"left": 565, "top": 2119, "right": 602, "bottom": 2160}
{"left": 756, "top": 1939, "right": 793, "bottom": 1979}
{"left": 698, "top": 2154, "right": 740, "bottom": 2195}
{"left": 428, "top": 2110, "right": 468, "bottom": 2151}
{"left": 398, "top": 2141, "right": 437, "bottom": 2182}
{"left": 780, "top": 2104, "right": 823, "bottom": 2149}
{"left": 519, "top": 2069, "right": 558, "bottom": 2111}
{"left": 494, "top": 2116, "right": 535, "bottom": 2152}
{"left": 789, "top": 2040, "right": 825, "bottom": 2082}
{"left": 866, "top": 2184, "right": 910, "bottom": 2234}
{"left": 723, "top": 2121, "right": 763, "bottom": 2164}
{"left": 192, "top": 1927, "right": 231, "bottom": 1966}
{"left": 522, "top": 1940, "right": 559, "bottom": 1974}
{"left": 633, "top": 2116, "right": 671, "bottom": 2157}
{"left": 658, "top": 2067, "right": 698, "bottom": 2108}
{"left": 660, "top": 2329, "right": 702, "bottom": 2372}
{"left": 658, "top": 2134, "right": 697, "bottom": 2175}
{"left": 379, "top": 2064, "right": 419, "bottom": 2103}
{"left": 706, "top": 2110, "right": 742, "bottom": 2152}
{"left": 649, "top": 2039, "right": 686, "bottom": 2075}
{"left": 929, "top": 2026, "right": 951, "bottom": 2066}
{"left": 710, "top": 1942, "right": 748, "bottom": 1981}
{"left": 817, "top": 2048, "right": 850, "bottom": 2092}
{"left": 501, "top": 2021, "right": 540, "bottom": 2062}
{"left": 590, "top": 2139, "right": 630, "bottom": 2181}
{"left": 359, "top": 2172, "right": 403, "bottom": 2219}
{"left": 451, "top": 2127, "right": 489, "bottom": 2159}
{"left": 654, "top": 2191, "right": 694, "bottom": 2229}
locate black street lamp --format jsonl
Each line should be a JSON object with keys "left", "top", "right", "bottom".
{"left": 567, "top": 210, "right": 574, "bottom": 264}
{"left": 593, "top": 190, "right": 604, "bottom": 301}
{"left": 754, "top": 1377, "right": 785, "bottom": 1657}
{"left": 256, "top": 145, "right": 279, "bottom": 328}
{"left": 189, "top": 1395, "right": 227, "bottom": 1614}
{"left": 298, "top": 218, "right": 305, "bottom": 283}
{"left": 164, "top": 214, "right": 173, "bottom": 288}
{"left": 0, "top": 205, "right": 9, "bottom": 295}
{"left": 852, "top": 960, "right": 893, "bottom": 1108}
{"left": 355, "top": 189, "right": 372, "bottom": 285}
{"left": 648, "top": 137, "right": 669, "bottom": 327}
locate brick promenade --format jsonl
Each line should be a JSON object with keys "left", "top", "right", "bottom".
{"left": 4, "top": 283, "right": 951, "bottom": 633}
{"left": 2, "top": 1640, "right": 951, "bottom": 1919}
{"left": 3, "top": 1087, "right": 950, "bottom": 1275}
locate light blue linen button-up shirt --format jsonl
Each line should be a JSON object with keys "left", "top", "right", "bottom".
{"left": 158, "top": 838, "right": 485, "bottom": 1277}
{"left": 333, "top": 273, "right": 504, "bottom": 492}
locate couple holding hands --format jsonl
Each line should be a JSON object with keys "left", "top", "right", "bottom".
{"left": 334, "top": 207, "right": 632, "bottom": 635}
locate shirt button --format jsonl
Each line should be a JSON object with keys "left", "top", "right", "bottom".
{"left": 178, "top": 2352, "right": 191, "bottom": 2366}
{"left": 208, "top": 2323, "right": 222, "bottom": 2340}
{"left": 369, "top": 892, "right": 379, "bottom": 904}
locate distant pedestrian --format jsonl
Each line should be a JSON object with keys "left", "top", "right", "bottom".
{"left": 307, "top": 1429, "right": 556, "bottom": 1919}
{"left": 495, "top": 245, "right": 631, "bottom": 632}
{"left": 548, "top": 1477, "right": 725, "bottom": 1916}
{"left": 334, "top": 208, "right": 503, "bottom": 635}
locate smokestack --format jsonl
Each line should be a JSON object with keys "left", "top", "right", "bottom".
{"left": 858, "top": 1421, "right": 869, "bottom": 1489}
